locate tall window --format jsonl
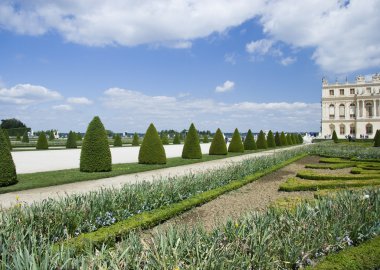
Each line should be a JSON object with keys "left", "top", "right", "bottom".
{"left": 349, "top": 103, "right": 356, "bottom": 118}
{"left": 350, "top": 88, "right": 355, "bottom": 94}
{"left": 339, "top": 124, "right": 345, "bottom": 135}
{"left": 339, "top": 104, "right": 345, "bottom": 118}
{"left": 329, "top": 90, "right": 334, "bottom": 96}
{"left": 350, "top": 124, "right": 355, "bottom": 135}
{"left": 329, "top": 104, "right": 335, "bottom": 119}
{"left": 366, "top": 124, "right": 373, "bottom": 134}
{"left": 340, "top": 89, "right": 344, "bottom": 95}
{"left": 366, "top": 102, "right": 373, "bottom": 117}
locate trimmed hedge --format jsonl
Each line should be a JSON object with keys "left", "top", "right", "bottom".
{"left": 209, "top": 128, "right": 227, "bottom": 155}
{"left": 292, "top": 134, "right": 298, "bottom": 144}
{"left": 36, "top": 132, "right": 48, "bottom": 150}
{"left": 296, "top": 170, "right": 380, "bottom": 181}
{"left": 80, "top": 116, "right": 112, "bottom": 172}
{"left": 267, "top": 130, "right": 276, "bottom": 148}
{"left": 0, "top": 129, "right": 17, "bottom": 187}
{"left": 275, "top": 131, "right": 281, "bottom": 146}
{"left": 256, "top": 130, "right": 268, "bottom": 149}
{"left": 202, "top": 134, "right": 209, "bottom": 143}
{"left": 113, "top": 134, "right": 122, "bottom": 147}
{"left": 139, "top": 123, "right": 166, "bottom": 164}
{"left": 173, "top": 133, "right": 181, "bottom": 144}
{"left": 66, "top": 131, "right": 78, "bottom": 149}
{"left": 305, "top": 163, "right": 353, "bottom": 170}
{"left": 132, "top": 133, "right": 139, "bottom": 146}
{"left": 280, "top": 131, "right": 287, "bottom": 146}
{"left": 243, "top": 129, "right": 257, "bottom": 150}
{"left": 21, "top": 131, "right": 29, "bottom": 143}
{"left": 374, "top": 130, "right": 380, "bottom": 147}
{"left": 182, "top": 123, "right": 202, "bottom": 159}
{"left": 309, "top": 236, "right": 380, "bottom": 270}
{"left": 160, "top": 132, "right": 169, "bottom": 145}
{"left": 228, "top": 128, "right": 244, "bottom": 153}
{"left": 60, "top": 154, "right": 307, "bottom": 253}
{"left": 286, "top": 133, "right": 293, "bottom": 145}
{"left": 2, "top": 129, "right": 11, "bottom": 150}
{"left": 332, "top": 130, "right": 338, "bottom": 143}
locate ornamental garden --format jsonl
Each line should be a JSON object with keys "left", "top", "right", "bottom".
{"left": 0, "top": 116, "right": 379, "bottom": 269}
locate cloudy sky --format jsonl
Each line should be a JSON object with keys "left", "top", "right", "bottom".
{"left": 0, "top": 0, "right": 379, "bottom": 133}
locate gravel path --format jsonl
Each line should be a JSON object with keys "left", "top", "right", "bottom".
{"left": 1, "top": 145, "right": 306, "bottom": 208}
{"left": 144, "top": 156, "right": 316, "bottom": 234}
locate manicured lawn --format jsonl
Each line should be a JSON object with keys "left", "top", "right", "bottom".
{"left": 1, "top": 149, "right": 270, "bottom": 194}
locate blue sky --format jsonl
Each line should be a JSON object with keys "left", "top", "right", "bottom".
{"left": 0, "top": 0, "right": 379, "bottom": 133}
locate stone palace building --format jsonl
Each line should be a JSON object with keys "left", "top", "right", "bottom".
{"left": 321, "top": 74, "right": 380, "bottom": 139}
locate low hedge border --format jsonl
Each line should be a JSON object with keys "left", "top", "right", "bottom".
{"left": 279, "top": 177, "right": 380, "bottom": 191}
{"left": 296, "top": 170, "right": 380, "bottom": 181}
{"left": 59, "top": 154, "right": 308, "bottom": 253}
{"left": 319, "top": 157, "right": 353, "bottom": 164}
{"left": 351, "top": 168, "right": 380, "bottom": 175}
{"left": 307, "top": 235, "right": 380, "bottom": 270}
{"left": 313, "top": 186, "right": 380, "bottom": 199}
{"left": 305, "top": 163, "right": 353, "bottom": 170}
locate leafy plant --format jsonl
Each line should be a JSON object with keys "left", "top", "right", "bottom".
{"left": 36, "top": 132, "right": 48, "bottom": 150}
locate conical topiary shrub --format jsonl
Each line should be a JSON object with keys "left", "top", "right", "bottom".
{"left": 202, "top": 134, "right": 209, "bottom": 143}
{"left": 182, "top": 123, "right": 202, "bottom": 159}
{"left": 274, "top": 131, "right": 281, "bottom": 147}
{"left": 228, "top": 128, "right": 244, "bottom": 153}
{"left": 173, "top": 133, "right": 181, "bottom": 144}
{"left": 66, "top": 131, "right": 78, "bottom": 149}
{"left": 161, "top": 132, "right": 169, "bottom": 145}
{"left": 139, "top": 123, "right": 166, "bottom": 164}
{"left": 286, "top": 133, "right": 293, "bottom": 145}
{"left": 0, "top": 129, "right": 17, "bottom": 187}
{"left": 267, "top": 130, "right": 276, "bottom": 148}
{"left": 244, "top": 129, "right": 257, "bottom": 150}
{"left": 209, "top": 128, "right": 227, "bottom": 155}
{"left": 77, "top": 132, "right": 82, "bottom": 141}
{"left": 2, "top": 130, "right": 11, "bottom": 150}
{"left": 332, "top": 130, "right": 338, "bottom": 143}
{"left": 256, "top": 130, "right": 268, "bottom": 149}
{"left": 132, "top": 133, "right": 140, "bottom": 146}
{"left": 22, "top": 131, "right": 29, "bottom": 143}
{"left": 80, "top": 116, "right": 112, "bottom": 172}
{"left": 113, "top": 134, "right": 122, "bottom": 147}
{"left": 292, "top": 134, "right": 299, "bottom": 144}
{"left": 298, "top": 134, "right": 304, "bottom": 144}
{"left": 36, "top": 132, "right": 48, "bottom": 150}
{"left": 374, "top": 130, "right": 380, "bottom": 147}
{"left": 280, "top": 131, "right": 287, "bottom": 146}
{"left": 49, "top": 130, "right": 55, "bottom": 141}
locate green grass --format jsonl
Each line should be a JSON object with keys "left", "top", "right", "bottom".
{"left": 279, "top": 177, "right": 380, "bottom": 191}
{"left": 1, "top": 149, "right": 274, "bottom": 194}
{"left": 308, "top": 236, "right": 380, "bottom": 270}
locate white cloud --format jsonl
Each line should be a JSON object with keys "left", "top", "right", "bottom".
{"left": 215, "top": 80, "right": 235, "bottom": 93}
{"left": 0, "top": 84, "right": 62, "bottom": 105}
{"left": 52, "top": 104, "right": 73, "bottom": 111}
{"left": 67, "top": 97, "right": 93, "bottom": 105}
{"left": 246, "top": 39, "right": 273, "bottom": 55}
{"left": 280, "top": 56, "right": 297, "bottom": 66}
{"left": 224, "top": 53, "right": 237, "bottom": 65}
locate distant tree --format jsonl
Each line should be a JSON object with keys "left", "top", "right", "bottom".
{"left": 22, "top": 131, "right": 29, "bottom": 143}
{"left": 291, "top": 134, "right": 298, "bottom": 144}
{"left": 0, "top": 129, "right": 17, "bottom": 187}
{"left": 76, "top": 132, "right": 83, "bottom": 141}
{"left": 243, "top": 129, "right": 257, "bottom": 150}
{"left": 132, "top": 133, "right": 140, "bottom": 146}
{"left": 113, "top": 134, "right": 122, "bottom": 147}
{"left": 374, "top": 130, "right": 380, "bottom": 147}
{"left": 105, "top": 130, "right": 114, "bottom": 137}
{"left": 139, "top": 123, "right": 166, "bottom": 164}
{"left": 209, "top": 128, "right": 227, "bottom": 155}
{"left": 49, "top": 130, "right": 55, "bottom": 141}
{"left": 228, "top": 128, "right": 244, "bottom": 153}
{"left": 256, "top": 130, "right": 268, "bottom": 149}
{"left": 66, "top": 131, "right": 78, "bottom": 149}
{"left": 36, "top": 132, "right": 49, "bottom": 150}
{"left": 173, "top": 133, "right": 181, "bottom": 144}
{"left": 267, "top": 130, "right": 276, "bottom": 148}
{"left": 332, "top": 130, "right": 338, "bottom": 143}
{"left": 280, "top": 131, "right": 287, "bottom": 146}
{"left": 286, "top": 133, "right": 293, "bottom": 145}
{"left": 298, "top": 134, "right": 304, "bottom": 144}
{"left": 0, "top": 118, "right": 26, "bottom": 129}
{"left": 16, "top": 135, "right": 21, "bottom": 141}
{"left": 182, "top": 123, "right": 202, "bottom": 159}
{"left": 202, "top": 134, "right": 209, "bottom": 143}
{"left": 161, "top": 132, "right": 169, "bottom": 145}
{"left": 274, "top": 131, "right": 281, "bottom": 147}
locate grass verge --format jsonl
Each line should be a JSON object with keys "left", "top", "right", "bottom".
{"left": 307, "top": 236, "right": 380, "bottom": 270}
{"left": 59, "top": 154, "right": 307, "bottom": 253}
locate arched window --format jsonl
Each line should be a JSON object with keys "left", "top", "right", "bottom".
{"left": 350, "top": 124, "right": 355, "bottom": 135}
{"left": 329, "top": 104, "right": 335, "bottom": 119}
{"left": 339, "top": 124, "right": 345, "bottom": 135}
{"left": 349, "top": 103, "right": 356, "bottom": 118}
{"left": 366, "top": 124, "right": 373, "bottom": 134}
{"left": 339, "top": 104, "right": 345, "bottom": 118}
{"left": 366, "top": 102, "right": 373, "bottom": 117}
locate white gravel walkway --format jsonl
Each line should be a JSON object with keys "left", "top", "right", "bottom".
{"left": 2, "top": 145, "right": 306, "bottom": 208}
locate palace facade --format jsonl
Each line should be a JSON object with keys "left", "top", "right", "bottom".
{"left": 321, "top": 74, "right": 380, "bottom": 139}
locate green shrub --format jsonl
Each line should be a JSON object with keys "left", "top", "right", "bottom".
{"left": 256, "top": 130, "right": 268, "bottom": 149}
{"left": 243, "top": 129, "right": 257, "bottom": 150}
{"left": 275, "top": 131, "right": 281, "bottom": 146}
{"left": 202, "top": 134, "right": 209, "bottom": 143}
{"left": 173, "top": 133, "right": 181, "bottom": 144}
{"left": 76, "top": 132, "right": 82, "bottom": 141}
{"left": 66, "top": 131, "right": 78, "bottom": 149}
{"left": 298, "top": 134, "right": 303, "bottom": 144}
{"left": 267, "top": 130, "right": 276, "bottom": 148}
{"left": 80, "top": 116, "right": 112, "bottom": 172}
{"left": 374, "top": 130, "right": 380, "bottom": 147}
{"left": 296, "top": 170, "right": 380, "bottom": 180}
{"left": 113, "top": 134, "right": 122, "bottom": 147}
{"left": 182, "top": 123, "right": 202, "bottom": 159}
{"left": 280, "top": 131, "right": 287, "bottom": 146}
{"left": 49, "top": 130, "right": 55, "bottom": 141}
{"left": 228, "top": 128, "right": 244, "bottom": 153}
{"left": 139, "top": 123, "right": 166, "bottom": 164}
{"left": 292, "top": 134, "right": 299, "bottom": 144}
{"left": 0, "top": 129, "right": 17, "bottom": 187}
{"left": 21, "top": 131, "right": 29, "bottom": 143}
{"left": 16, "top": 134, "right": 21, "bottom": 141}
{"left": 132, "top": 133, "right": 139, "bottom": 146}
{"left": 36, "top": 132, "right": 48, "bottom": 150}
{"left": 286, "top": 133, "right": 293, "bottom": 145}
{"left": 160, "top": 132, "right": 169, "bottom": 145}
{"left": 332, "top": 130, "right": 338, "bottom": 143}
{"left": 209, "top": 128, "right": 227, "bottom": 155}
